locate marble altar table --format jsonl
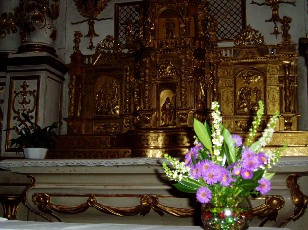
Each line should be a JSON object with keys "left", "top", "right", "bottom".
{"left": 0, "top": 157, "right": 307, "bottom": 228}
{"left": 0, "top": 219, "right": 291, "bottom": 230}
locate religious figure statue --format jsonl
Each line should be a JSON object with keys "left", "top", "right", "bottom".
{"left": 161, "top": 97, "right": 174, "bottom": 126}
{"left": 164, "top": 18, "right": 175, "bottom": 39}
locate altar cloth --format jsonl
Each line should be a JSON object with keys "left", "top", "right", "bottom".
{"left": 0, "top": 220, "right": 291, "bottom": 230}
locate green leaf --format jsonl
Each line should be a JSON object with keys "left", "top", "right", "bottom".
{"left": 249, "top": 140, "right": 261, "bottom": 152}
{"left": 174, "top": 180, "right": 200, "bottom": 193}
{"left": 194, "top": 119, "right": 212, "bottom": 154}
{"left": 252, "top": 170, "right": 265, "bottom": 181}
{"left": 221, "top": 126, "right": 236, "bottom": 164}
{"left": 264, "top": 172, "right": 275, "bottom": 180}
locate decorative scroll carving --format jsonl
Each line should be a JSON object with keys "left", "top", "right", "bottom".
{"left": 31, "top": 192, "right": 288, "bottom": 226}
{"left": 7, "top": 80, "right": 38, "bottom": 148}
{"left": 234, "top": 25, "right": 265, "bottom": 46}
{"left": 252, "top": 195, "right": 285, "bottom": 226}
{"left": 32, "top": 193, "right": 195, "bottom": 220}
{"left": 158, "top": 60, "right": 177, "bottom": 80}
{"left": 280, "top": 174, "right": 308, "bottom": 227}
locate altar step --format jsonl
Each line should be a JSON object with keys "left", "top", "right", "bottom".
{"left": 48, "top": 127, "right": 194, "bottom": 159}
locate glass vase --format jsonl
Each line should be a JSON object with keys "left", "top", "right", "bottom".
{"left": 201, "top": 198, "right": 252, "bottom": 230}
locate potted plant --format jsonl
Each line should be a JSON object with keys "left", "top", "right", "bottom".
{"left": 9, "top": 113, "right": 58, "bottom": 159}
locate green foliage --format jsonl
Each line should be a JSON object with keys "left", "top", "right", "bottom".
{"left": 9, "top": 113, "right": 58, "bottom": 149}
{"left": 194, "top": 119, "right": 212, "bottom": 154}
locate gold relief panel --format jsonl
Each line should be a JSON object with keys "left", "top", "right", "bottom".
{"left": 266, "top": 75, "right": 280, "bottom": 85}
{"left": 266, "top": 86, "right": 280, "bottom": 115}
{"left": 93, "top": 121, "right": 121, "bottom": 134}
{"left": 6, "top": 77, "right": 39, "bottom": 151}
{"left": 218, "top": 66, "right": 233, "bottom": 79}
{"left": 95, "top": 76, "right": 121, "bottom": 116}
{"left": 219, "top": 78, "right": 234, "bottom": 88}
{"left": 140, "top": 112, "right": 156, "bottom": 128}
{"left": 267, "top": 64, "right": 280, "bottom": 76}
{"left": 235, "top": 68, "right": 265, "bottom": 115}
{"left": 220, "top": 88, "right": 234, "bottom": 116}
{"left": 221, "top": 118, "right": 233, "bottom": 132}
{"left": 158, "top": 60, "right": 177, "bottom": 80}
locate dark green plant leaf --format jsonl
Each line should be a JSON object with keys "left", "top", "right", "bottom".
{"left": 221, "top": 126, "right": 236, "bottom": 164}
{"left": 174, "top": 181, "right": 199, "bottom": 193}
{"left": 194, "top": 118, "right": 212, "bottom": 155}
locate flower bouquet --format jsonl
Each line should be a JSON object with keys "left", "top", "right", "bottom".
{"left": 162, "top": 101, "right": 285, "bottom": 229}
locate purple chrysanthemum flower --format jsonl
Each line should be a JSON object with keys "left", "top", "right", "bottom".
{"left": 199, "top": 160, "right": 213, "bottom": 174}
{"left": 257, "top": 152, "right": 268, "bottom": 166}
{"left": 256, "top": 178, "right": 271, "bottom": 194}
{"left": 220, "top": 169, "right": 234, "bottom": 186}
{"left": 241, "top": 169, "right": 253, "bottom": 179}
{"left": 242, "top": 148, "right": 255, "bottom": 159}
{"left": 196, "top": 186, "right": 212, "bottom": 204}
{"left": 232, "top": 134, "right": 243, "bottom": 147}
{"left": 232, "top": 167, "right": 241, "bottom": 176}
{"left": 190, "top": 162, "right": 203, "bottom": 179}
{"left": 242, "top": 155, "right": 261, "bottom": 171}
{"left": 202, "top": 164, "right": 222, "bottom": 185}
{"left": 194, "top": 142, "right": 203, "bottom": 151}
{"left": 184, "top": 151, "right": 194, "bottom": 166}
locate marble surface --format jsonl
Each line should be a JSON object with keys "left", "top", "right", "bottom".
{"left": 0, "top": 157, "right": 308, "bottom": 172}
{"left": 0, "top": 220, "right": 290, "bottom": 230}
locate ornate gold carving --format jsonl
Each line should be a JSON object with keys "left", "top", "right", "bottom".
{"left": 0, "top": 12, "right": 18, "bottom": 38}
{"left": 251, "top": 0, "right": 296, "bottom": 37}
{"left": 235, "top": 68, "right": 264, "bottom": 115}
{"left": 63, "top": 1, "right": 302, "bottom": 159}
{"left": 72, "top": 0, "right": 112, "bottom": 49}
{"left": 252, "top": 195, "right": 285, "bottom": 226}
{"left": 234, "top": 25, "right": 265, "bottom": 46}
{"left": 31, "top": 192, "right": 289, "bottom": 226}
{"left": 0, "top": 194, "right": 23, "bottom": 220}
{"left": 158, "top": 60, "right": 177, "bottom": 80}
{"left": 95, "top": 77, "right": 120, "bottom": 116}
{"left": 280, "top": 174, "right": 308, "bottom": 227}
{"left": 32, "top": 193, "right": 195, "bottom": 220}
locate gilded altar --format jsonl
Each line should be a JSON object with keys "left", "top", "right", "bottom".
{"left": 52, "top": 0, "right": 303, "bottom": 159}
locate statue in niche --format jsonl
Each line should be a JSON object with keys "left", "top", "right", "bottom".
{"left": 161, "top": 97, "right": 175, "bottom": 126}
{"left": 164, "top": 18, "right": 175, "bottom": 39}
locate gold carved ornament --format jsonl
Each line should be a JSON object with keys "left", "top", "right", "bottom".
{"left": 280, "top": 174, "right": 308, "bottom": 227}
{"left": 30, "top": 191, "right": 297, "bottom": 226}
{"left": 32, "top": 194, "right": 195, "bottom": 222}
